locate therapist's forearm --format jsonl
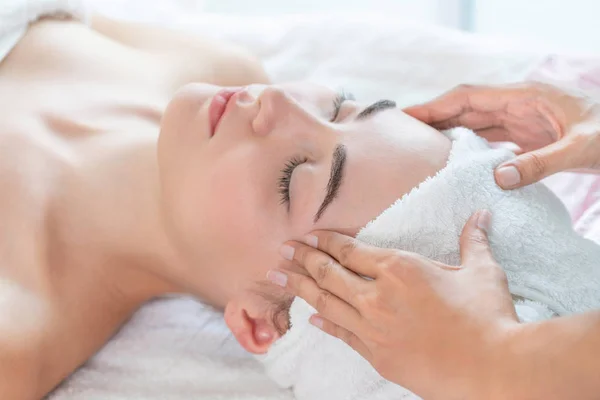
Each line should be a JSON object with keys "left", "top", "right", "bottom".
{"left": 489, "top": 311, "right": 600, "bottom": 400}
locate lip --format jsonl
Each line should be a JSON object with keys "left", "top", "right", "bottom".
{"left": 208, "top": 87, "right": 243, "bottom": 137}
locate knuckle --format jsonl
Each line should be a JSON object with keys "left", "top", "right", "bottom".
{"left": 375, "top": 253, "right": 396, "bottom": 272}
{"left": 489, "top": 263, "right": 509, "bottom": 283}
{"left": 384, "top": 250, "right": 409, "bottom": 267}
{"left": 315, "top": 257, "right": 334, "bottom": 285}
{"left": 376, "top": 255, "right": 399, "bottom": 278}
{"left": 337, "top": 239, "right": 358, "bottom": 265}
{"left": 318, "top": 231, "right": 332, "bottom": 250}
{"left": 381, "top": 251, "right": 419, "bottom": 280}
{"left": 336, "top": 327, "right": 354, "bottom": 346}
{"left": 454, "top": 83, "right": 477, "bottom": 92}
{"left": 520, "top": 152, "right": 547, "bottom": 179}
{"left": 356, "top": 292, "right": 377, "bottom": 310}
{"left": 315, "top": 290, "right": 332, "bottom": 313}
{"left": 368, "top": 292, "right": 391, "bottom": 314}
{"left": 468, "top": 233, "right": 489, "bottom": 247}
{"left": 295, "top": 246, "right": 308, "bottom": 264}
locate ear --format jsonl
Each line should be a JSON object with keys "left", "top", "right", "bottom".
{"left": 224, "top": 299, "right": 282, "bottom": 354}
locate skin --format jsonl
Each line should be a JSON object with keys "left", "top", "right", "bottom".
{"left": 404, "top": 82, "right": 600, "bottom": 188}
{"left": 0, "top": 15, "right": 269, "bottom": 399}
{"left": 274, "top": 211, "right": 515, "bottom": 399}
{"left": 271, "top": 82, "right": 600, "bottom": 399}
{"left": 158, "top": 81, "right": 451, "bottom": 353}
{"left": 0, "top": 15, "right": 451, "bottom": 399}
{"left": 276, "top": 215, "right": 600, "bottom": 400}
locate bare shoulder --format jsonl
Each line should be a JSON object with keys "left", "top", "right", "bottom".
{"left": 90, "top": 14, "right": 271, "bottom": 87}
{"left": 0, "top": 281, "right": 47, "bottom": 399}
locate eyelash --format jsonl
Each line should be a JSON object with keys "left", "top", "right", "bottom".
{"left": 330, "top": 90, "right": 354, "bottom": 122}
{"left": 278, "top": 90, "right": 353, "bottom": 210}
{"left": 278, "top": 156, "right": 308, "bottom": 208}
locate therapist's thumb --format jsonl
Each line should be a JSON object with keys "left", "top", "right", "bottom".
{"left": 459, "top": 210, "right": 494, "bottom": 267}
{"left": 495, "top": 140, "right": 571, "bottom": 189}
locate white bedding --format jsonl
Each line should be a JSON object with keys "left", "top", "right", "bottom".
{"left": 47, "top": 2, "right": 553, "bottom": 399}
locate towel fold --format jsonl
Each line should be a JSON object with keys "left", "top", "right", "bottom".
{"left": 259, "top": 128, "right": 600, "bottom": 400}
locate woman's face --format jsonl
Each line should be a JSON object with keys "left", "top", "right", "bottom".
{"left": 158, "top": 82, "right": 450, "bottom": 310}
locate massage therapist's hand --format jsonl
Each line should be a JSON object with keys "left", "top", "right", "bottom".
{"left": 268, "top": 211, "right": 520, "bottom": 400}
{"left": 404, "top": 82, "right": 600, "bottom": 189}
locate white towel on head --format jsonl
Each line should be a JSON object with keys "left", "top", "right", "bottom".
{"left": 258, "top": 128, "right": 600, "bottom": 400}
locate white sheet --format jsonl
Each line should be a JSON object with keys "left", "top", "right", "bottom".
{"left": 47, "top": 2, "right": 552, "bottom": 399}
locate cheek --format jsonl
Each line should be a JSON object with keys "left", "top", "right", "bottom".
{"left": 159, "top": 83, "right": 220, "bottom": 154}
{"left": 195, "top": 157, "right": 290, "bottom": 275}
{"left": 200, "top": 164, "right": 261, "bottom": 243}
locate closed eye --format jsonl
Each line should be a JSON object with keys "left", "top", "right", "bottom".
{"left": 278, "top": 156, "right": 308, "bottom": 211}
{"left": 330, "top": 90, "right": 355, "bottom": 122}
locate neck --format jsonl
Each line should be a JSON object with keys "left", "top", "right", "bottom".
{"left": 49, "top": 131, "right": 219, "bottom": 307}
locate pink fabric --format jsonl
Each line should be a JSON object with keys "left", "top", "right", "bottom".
{"left": 528, "top": 55, "right": 600, "bottom": 243}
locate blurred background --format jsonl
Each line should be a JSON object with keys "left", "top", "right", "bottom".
{"left": 192, "top": 0, "right": 599, "bottom": 55}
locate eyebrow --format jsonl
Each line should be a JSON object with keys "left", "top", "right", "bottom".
{"left": 314, "top": 144, "right": 347, "bottom": 223}
{"left": 356, "top": 99, "right": 397, "bottom": 120}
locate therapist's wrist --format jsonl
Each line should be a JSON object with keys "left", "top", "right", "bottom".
{"left": 483, "top": 318, "right": 569, "bottom": 400}
{"left": 452, "top": 320, "right": 529, "bottom": 400}
{"left": 429, "top": 320, "right": 523, "bottom": 400}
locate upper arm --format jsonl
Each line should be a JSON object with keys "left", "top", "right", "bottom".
{"left": 0, "top": 283, "right": 45, "bottom": 399}
{"left": 90, "top": 14, "right": 270, "bottom": 87}
{"left": 0, "top": 327, "right": 41, "bottom": 399}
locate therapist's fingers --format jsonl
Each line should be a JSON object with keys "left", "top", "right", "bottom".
{"left": 403, "top": 86, "right": 472, "bottom": 127}
{"left": 269, "top": 268, "right": 365, "bottom": 334}
{"left": 282, "top": 241, "right": 370, "bottom": 305}
{"left": 459, "top": 210, "right": 495, "bottom": 268}
{"left": 458, "top": 211, "right": 518, "bottom": 321}
{"left": 403, "top": 84, "right": 499, "bottom": 128}
{"left": 428, "top": 110, "right": 502, "bottom": 132}
{"left": 306, "top": 231, "right": 387, "bottom": 278}
{"left": 404, "top": 84, "right": 536, "bottom": 131}
{"left": 309, "top": 314, "right": 372, "bottom": 362}
{"left": 475, "top": 127, "right": 511, "bottom": 143}
{"left": 494, "top": 139, "right": 578, "bottom": 189}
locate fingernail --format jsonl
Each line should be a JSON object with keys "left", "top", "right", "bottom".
{"left": 280, "top": 244, "right": 295, "bottom": 261}
{"left": 477, "top": 210, "right": 492, "bottom": 234}
{"left": 266, "top": 270, "right": 288, "bottom": 287}
{"left": 496, "top": 165, "right": 521, "bottom": 188}
{"left": 309, "top": 315, "right": 323, "bottom": 329}
{"left": 304, "top": 235, "right": 318, "bottom": 248}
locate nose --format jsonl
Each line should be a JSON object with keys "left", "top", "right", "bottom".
{"left": 237, "top": 85, "right": 314, "bottom": 136}
{"left": 255, "top": 86, "right": 293, "bottom": 134}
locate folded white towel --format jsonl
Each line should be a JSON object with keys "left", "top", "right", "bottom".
{"left": 1, "top": 0, "right": 90, "bottom": 62}
{"left": 259, "top": 128, "right": 600, "bottom": 400}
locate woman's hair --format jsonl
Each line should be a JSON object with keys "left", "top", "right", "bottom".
{"left": 253, "top": 281, "right": 295, "bottom": 335}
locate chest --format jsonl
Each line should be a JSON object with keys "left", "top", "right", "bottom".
{"left": 0, "top": 20, "right": 174, "bottom": 370}
{"left": 0, "top": 20, "right": 173, "bottom": 268}
{"left": 0, "top": 21, "right": 173, "bottom": 136}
